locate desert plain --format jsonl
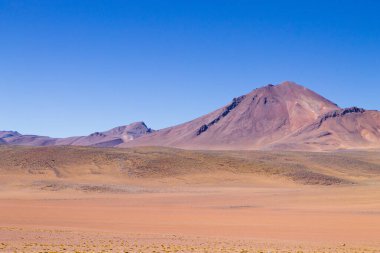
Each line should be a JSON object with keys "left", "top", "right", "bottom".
{"left": 0, "top": 145, "right": 380, "bottom": 252}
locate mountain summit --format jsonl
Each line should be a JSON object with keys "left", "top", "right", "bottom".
{"left": 2, "top": 82, "right": 380, "bottom": 150}
{"left": 121, "top": 81, "right": 341, "bottom": 149}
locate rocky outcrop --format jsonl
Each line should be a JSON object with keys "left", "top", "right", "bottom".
{"left": 316, "top": 107, "right": 365, "bottom": 128}
{"left": 196, "top": 95, "right": 246, "bottom": 135}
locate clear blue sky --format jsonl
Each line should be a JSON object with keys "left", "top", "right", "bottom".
{"left": 1, "top": 0, "right": 379, "bottom": 137}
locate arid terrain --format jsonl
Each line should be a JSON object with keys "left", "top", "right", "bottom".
{"left": 3, "top": 0, "right": 380, "bottom": 250}
{"left": 3, "top": 82, "right": 380, "bottom": 151}
{"left": 1, "top": 145, "right": 380, "bottom": 252}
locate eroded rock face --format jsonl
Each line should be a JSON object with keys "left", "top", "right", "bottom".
{"left": 317, "top": 107, "right": 365, "bottom": 126}
{"left": 197, "top": 95, "right": 246, "bottom": 136}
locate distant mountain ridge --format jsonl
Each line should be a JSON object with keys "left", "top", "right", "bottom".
{"left": 2, "top": 81, "right": 380, "bottom": 151}
{"left": 0, "top": 122, "right": 153, "bottom": 148}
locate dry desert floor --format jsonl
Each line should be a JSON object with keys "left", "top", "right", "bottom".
{"left": 0, "top": 146, "right": 380, "bottom": 252}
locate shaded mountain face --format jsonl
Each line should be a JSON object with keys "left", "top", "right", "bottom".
{"left": 1, "top": 122, "right": 153, "bottom": 147}
{"left": 120, "top": 82, "right": 340, "bottom": 149}
{"left": 2, "top": 81, "right": 380, "bottom": 150}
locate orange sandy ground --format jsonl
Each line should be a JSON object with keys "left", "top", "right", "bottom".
{"left": 0, "top": 183, "right": 380, "bottom": 252}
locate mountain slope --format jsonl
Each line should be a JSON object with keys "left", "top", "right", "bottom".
{"left": 2, "top": 81, "right": 380, "bottom": 150}
{"left": 120, "top": 81, "right": 339, "bottom": 149}
{"left": 2, "top": 145, "right": 380, "bottom": 186}
{"left": 56, "top": 121, "right": 153, "bottom": 147}
{"left": 1, "top": 122, "right": 153, "bottom": 147}
{"left": 269, "top": 107, "right": 380, "bottom": 150}
{"left": 0, "top": 131, "right": 56, "bottom": 146}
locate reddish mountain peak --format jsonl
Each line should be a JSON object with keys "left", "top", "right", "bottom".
{"left": 121, "top": 82, "right": 341, "bottom": 149}
{"left": 245, "top": 81, "right": 339, "bottom": 112}
{"left": 3, "top": 82, "right": 378, "bottom": 151}
{"left": 249, "top": 81, "right": 313, "bottom": 95}
{"left": 278, "top": 80, "right": 301, "bottom": 87}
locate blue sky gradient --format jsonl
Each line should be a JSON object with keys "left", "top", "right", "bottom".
{"left": 1, "top": 0, "right": 379, "bottom": 137}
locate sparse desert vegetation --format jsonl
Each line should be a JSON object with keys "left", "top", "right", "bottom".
{"left": 1, "top": 145, "right": 380, "bottom": 188}
{"left": 3, "top": 0, "right": 380, "bottom": 251}
{"left": 0, "top": 146, "right": 380, "bottom": 252}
